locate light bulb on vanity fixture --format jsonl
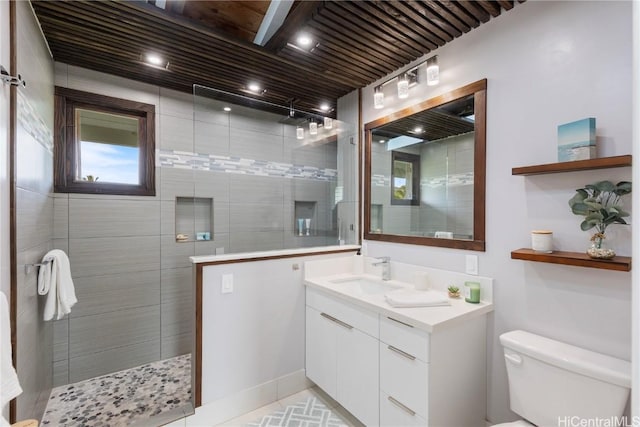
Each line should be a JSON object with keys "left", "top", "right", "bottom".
{"left": 374, "top": 87, "right": 384, "bottom": 109}
{"left": 427, "top": 55, "right": 439, "bottom": 86}
{"left": 324, "top": 117, "right": 333, "bottom": 129}
{"left": 309, "top": 120, "right": 318, "bottom": 135}
{"left": 372, "top": 54, "right": 441, "bottom": 108}
{"left": 296, "top": 126, "right": 304, "bottom": 140}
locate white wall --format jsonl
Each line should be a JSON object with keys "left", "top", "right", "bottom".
{"left": 355, "top": 1, "right": 633, "bottom": 423}
{"left": 200, "top": 251, "right": 355, "bottom": 406}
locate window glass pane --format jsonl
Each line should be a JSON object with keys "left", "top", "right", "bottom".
{"left": 76, "top": 109, "right": 140, "bottom": 184}
{"left": 393, "top": 160, "right": 413, "bottom": 200}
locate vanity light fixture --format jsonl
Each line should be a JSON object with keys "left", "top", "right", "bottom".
{"left": 324, "top": 117, "right": 333, "bottom": 130}
{"left": 372, "top": 54, "right": 440, "bottom": 108}
{"left": 374, "top": 87, "right": 384, "bottom": 109}
{"left": 309, "top": 120, "right": 318, "bottom": 135}
{"left": 397, "top": 74, "right": 409, "bottom": 99}
{"left": 426, "top": 56, "right": 439, "bottom": 86}
{"left": 296, "top": 126, "right": 304, "bottom": 140}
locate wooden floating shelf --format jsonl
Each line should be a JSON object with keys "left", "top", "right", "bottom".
{"left": 511, "top": 248, "right": 631, "bottom": 272}
{"left": 512, "top": 155, "right": 632, "bottom": 176}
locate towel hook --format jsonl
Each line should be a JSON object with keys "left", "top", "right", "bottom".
{"left": 24, "top": 259, "right": 51, "bottom": 274}
{"left": 1, "top": 65, "right": 26, "bottom": 88}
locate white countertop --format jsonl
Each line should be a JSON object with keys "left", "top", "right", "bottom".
{"left": 190, "top": 244, "right": 360, "bottom": 264}
{"left": 304, "top": 272, "right": 493, "bottom": 333}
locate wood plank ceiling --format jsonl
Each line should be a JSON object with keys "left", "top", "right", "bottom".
{"left": 31, "top": 0, "right": 521, "bottom": 117}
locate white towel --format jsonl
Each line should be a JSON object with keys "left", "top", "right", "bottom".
{"left": 384, "top": 289, "right": 450, "bottom": 308}
{"left": 38, "top": 249, "right": 77, "bottom": 321}
{"left": 0, "top": 291, "right": 22, "bottom": 416}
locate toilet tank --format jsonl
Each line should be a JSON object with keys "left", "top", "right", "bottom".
{"left": 500, "top": 330, "right": 630, "bottom": 427}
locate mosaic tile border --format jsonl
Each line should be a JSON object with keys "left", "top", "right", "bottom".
{"left": 18, "top": 91, "right": 53, "bottom": 153}
{"left": 158, "top": 149, "right": 337, "bottom": 181}
{"left": 372, "top": 172, "right": 474, "bottom": 187}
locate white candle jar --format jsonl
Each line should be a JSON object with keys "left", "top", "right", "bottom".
{"left": 531, "top": 230, "right": 553, "bottom": 253}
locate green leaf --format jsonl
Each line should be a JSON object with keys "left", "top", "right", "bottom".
{"left": 580, "top": 220, "right": 596, "bottom": 231}
{"left": 584, "top": 200, "right": 603, "bottom": 210}
{"left": 613, "top": 207, "right": 630, "bottom": 217}
{"left": 614, "top": 181, "right": 632, "bottom": 195}
{"left": 570, "top": 202, "right": 589, "bottom": 215}
{"left": 594, "top": 181, "right": 615, "bottom": 192}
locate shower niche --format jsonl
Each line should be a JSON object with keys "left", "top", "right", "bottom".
{"left": 176, "top": 197, "right": 213, "bottom": 242}
{"left": 294, "top": 201, "right": 317, "bottom": 237}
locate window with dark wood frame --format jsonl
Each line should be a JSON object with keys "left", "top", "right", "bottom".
{"left": 391, "top": 151, "right": 420, "bottom": 206}
{"left": 54, "top": 86, "right": 156, "bottom": 196}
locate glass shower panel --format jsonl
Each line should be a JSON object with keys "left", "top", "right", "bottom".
{"left": 192, "top": 84, "right": 357, "bottom": 253}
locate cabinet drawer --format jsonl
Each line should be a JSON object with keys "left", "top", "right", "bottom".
{"left": 380, "top": 342, "right": 428, "bottom": 419}
{"left": 380, "top": 391, "right": 428, "bottom": 427}
{"left": 306, "top": 288, "right": 378, "bottom": 338}
{"left": 380, "top": 315, "right": 429, "bottom": 362}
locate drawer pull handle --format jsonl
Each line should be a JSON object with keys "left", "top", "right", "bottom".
{"left": 387, "top": 345, "right": 416, "bottom": 361}
{"left": 388, "top": 396, "right": 416, "bottom": 417}
{"left": 387, "top": 316, "right": 414, "bottom": 328}
{"left": 320, "top": 312, "right": 353, "bottom": 330}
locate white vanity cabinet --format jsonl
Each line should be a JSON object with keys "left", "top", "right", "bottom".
{"left": 305, "top": 289, "right": 380, "bottom": 426}
{"left": 306, "top": 287, "right": 488, "bottom": 427}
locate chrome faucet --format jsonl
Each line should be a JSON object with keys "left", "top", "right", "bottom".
{"left": 372, "top": 256, "right": 391, "bottom": 281}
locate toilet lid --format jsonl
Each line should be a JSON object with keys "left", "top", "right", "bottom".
{"left": 493, "top": 421, "right": 534, "bottom": 427}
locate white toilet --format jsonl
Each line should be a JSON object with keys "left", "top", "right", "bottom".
{"left": 495, "top": 330, "right": 631, "bottom": 427}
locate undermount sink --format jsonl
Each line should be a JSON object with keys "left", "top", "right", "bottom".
{"left": 330, "top": 277, "right": 403, "bottom": 295}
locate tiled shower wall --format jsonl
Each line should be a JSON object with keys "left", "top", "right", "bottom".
{"left": 51, "top": 64, "right": 357, "bottom": 386}
{"left": 14, "top": 1, "right": 55, "bottom": 421}
{"left": 370, "top": 133, "right": 474, "bottom": 237}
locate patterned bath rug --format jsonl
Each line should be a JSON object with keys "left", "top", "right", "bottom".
{"left": 245, "top": 397, "right": 350, "bottom": 427}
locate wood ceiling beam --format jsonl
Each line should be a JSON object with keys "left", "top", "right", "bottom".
{"left": 333, "top": 1, "right": 436, "bottom": 53}
{"left": 263, "top": 1, "right": 323, "bottom": 52}
{"left": 108, "top": 1, "right": 362, "bottom": 88}
{"left": 457, "top": 1, "right": 492, "bottom": 24}
{"left": 308, "top": 15, "right": 407, "bottom": 69}
{"left": 496, "top": 0, "right": 515, "bottom": 11}
{"left": 476, "top": 1, "right": 503, "bottom": 17}
{"left": 375, "top": 1, "right": 454, "bottom": 43}
{"left": 436, "top": 1, "right": 480, "bottom": 29}
{"left": 393, "top": 1, "right": 461, "bottom": 39}
{"left": 420, "top": 1, "right": 472, "bottom": 34}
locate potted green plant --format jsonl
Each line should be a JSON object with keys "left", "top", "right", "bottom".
{"left": 568, "top": 180, "right": 631, "bottom": 259}
{"left": 447, "top": 285, "right": 460, "bottom": 298}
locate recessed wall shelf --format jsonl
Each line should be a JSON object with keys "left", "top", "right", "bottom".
{"left": 176, "top": 197, "right": 213, "bottom": 242}
{"left": 512, "top": 155, "right": 632, "bottom": 176}
{"left": 511, "top": 248, "right": 631, "bottom": 272}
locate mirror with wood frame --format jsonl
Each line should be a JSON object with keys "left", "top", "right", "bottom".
{"left": 364, "top": 79, "right": 487, "bottom": 251}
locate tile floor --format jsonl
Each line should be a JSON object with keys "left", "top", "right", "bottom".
{"left": 42, "top": 354, "right": 191, "bottom": 427}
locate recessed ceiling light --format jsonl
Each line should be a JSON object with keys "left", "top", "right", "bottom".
{"left": 319, "top": 103, "right": 330, "bottom": 112}
{"left": 248, "top": 83, "right": 261, "bottom": 92}
{"left": 145, "top": 53, "right": 164, "bottom": 66}
{"left": 223, "top": 107, "right": 231, "bottom": 112}
{"left": 378, "top": 139, "right": 386, "bottom": 144}
{"left": 297, "top": 34, "right": 312, "bottom": 46}
{"left": 413, "top": 126, "right": 423, "bottom": 134}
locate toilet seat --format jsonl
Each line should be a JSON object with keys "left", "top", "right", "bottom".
{"left": 493, "top": 421, "right": 534, "bottom": 427}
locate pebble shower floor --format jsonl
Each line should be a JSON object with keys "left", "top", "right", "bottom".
{"left": 41, "top": 354, "right": 191, "bottom": 427}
